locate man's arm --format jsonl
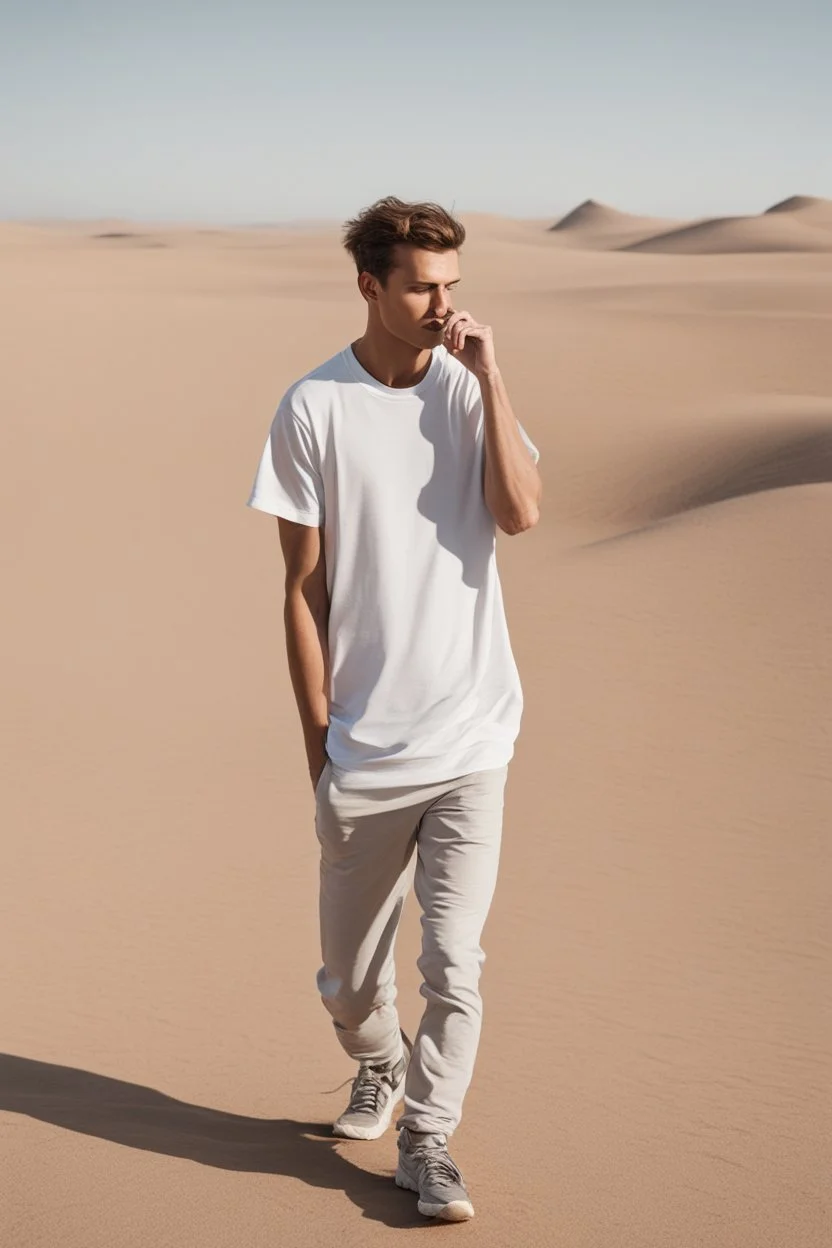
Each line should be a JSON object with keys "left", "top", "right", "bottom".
{"left": 479, "top": 368, "right": 542, "bottom": 536}
{"left": 277, "top": 516, "right": 330, "bottom": 791}
{"left": 441, "top": 310, "right": 542, "bottom": 535}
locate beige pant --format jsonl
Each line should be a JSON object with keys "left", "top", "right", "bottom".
{"left": 314, "top": 761, "right": 509, "bottom": 1136}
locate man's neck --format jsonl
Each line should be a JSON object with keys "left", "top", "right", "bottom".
{"left": 351, "top": 328, "right": 433, "bottom": 389}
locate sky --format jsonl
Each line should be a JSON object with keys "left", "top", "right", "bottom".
{"left": 1, "top": 0, "right": 830, "bottom": 224}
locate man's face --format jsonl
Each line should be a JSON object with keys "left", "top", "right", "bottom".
{"left": 371, "top": 245, "right": 461, "bottom": 350}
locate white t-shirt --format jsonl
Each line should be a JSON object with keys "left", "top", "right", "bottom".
{"left": 247, "top": 342, "right": 539, "bottom": 789}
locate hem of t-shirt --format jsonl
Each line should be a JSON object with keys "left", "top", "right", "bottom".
{"left": 328, "top": 741, "right": 515, "bottom": 790}
{"left": 341, "top": 342, "right": 445, "bottom": 400}
{"left": 246, "top": 495, "right": 323, "bottom": 526}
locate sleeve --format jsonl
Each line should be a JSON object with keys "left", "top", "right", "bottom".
{"left": 466, "top": 376, "right": 541, "bottom": 464}
{"left": 516, "top": 420, "right": 541, "bottom": 465}
{"left": 246, "top": 401, "right": 325, "bottom": 527}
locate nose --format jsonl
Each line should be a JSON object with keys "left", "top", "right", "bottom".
{"left": 431, "top": 291, "right": 452, "bottom": 319}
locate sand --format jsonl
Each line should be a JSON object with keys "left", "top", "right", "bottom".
{"left": 547, "top": 193, "right": 832, "bottom": 255}
{"left": 2, "top": 205, "right": 831, "bottom": 1248}
{"left": 548, "top": 199, "right": 686, "bottom": 251}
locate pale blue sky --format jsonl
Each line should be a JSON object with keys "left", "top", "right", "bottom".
{"left": 1, "top": 0, "right": 829, "bottom": 223}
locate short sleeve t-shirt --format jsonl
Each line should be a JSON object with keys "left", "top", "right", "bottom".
{"left": 247, "top": 343, "right": 539, "bottom": 789}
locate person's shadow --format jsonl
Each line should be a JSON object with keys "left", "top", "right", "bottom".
{"left": 0, "top": 1052, "right": 430, "bottom": 1229}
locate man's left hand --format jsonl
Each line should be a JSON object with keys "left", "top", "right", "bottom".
{"left": 443, "top": 311, "right": 498, "bottom": 379}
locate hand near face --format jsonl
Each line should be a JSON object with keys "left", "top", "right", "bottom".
{"left": 442, "top": 311, "right": 498, "bottom": 378}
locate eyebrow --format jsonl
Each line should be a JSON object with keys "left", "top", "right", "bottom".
{"left": 409, "top": 279, "right": 460, "bottom": 288}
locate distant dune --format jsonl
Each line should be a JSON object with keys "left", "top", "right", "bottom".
{"left": 549, "top": 200, "right": 654, "bottom": 233}
{"left": 764, "top": 195, "right": 832, "bottom": 230}
{"left": 551, "top": 194, "right": 832, "bottom": 255}
{"left": 626, "top": 212, "right": 832, "bottom": 255}
{"left": 548, "top": 199, "right": 684, "bottom": 250}
{"left": 93, "top": 230, "right": 169, "bottom": 248}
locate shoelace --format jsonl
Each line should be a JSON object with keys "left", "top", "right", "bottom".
{"left": 348, "top": 1065, "right": 392, "bottom": 1115}
{"left": 409, "top": 1142, "right": 464, "bottom": 1187}
{"left": 323, "top": 1048, "right": 406, "bottom": 1100}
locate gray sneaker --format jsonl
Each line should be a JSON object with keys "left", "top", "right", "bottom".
{"left": 395, "top": 1126, "right": 475, "bottom": 1221}
{"left": 332, "top": 1034, "right": 412, "bottom": 1140}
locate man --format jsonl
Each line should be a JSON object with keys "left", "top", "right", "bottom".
{"left": 247, "top": 196, "right": 541, "bottom": 1222}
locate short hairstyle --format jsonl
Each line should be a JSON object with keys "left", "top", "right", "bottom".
{"left": 342, "top": 196, "right": 465, "bottom": 286}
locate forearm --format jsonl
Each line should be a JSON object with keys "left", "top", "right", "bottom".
{"left": 479, "top": 368, "right": 542, "bottom": 535}
{"left": 283, "top": 588, "right": 330, "bottom": 767}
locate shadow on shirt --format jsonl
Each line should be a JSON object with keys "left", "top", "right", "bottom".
{"left": 416, "top": 401, "right": 493, "bottom": 593}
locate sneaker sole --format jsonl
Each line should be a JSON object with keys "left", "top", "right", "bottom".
{"left": 395, "top": 1173, "right": 474, "bottom": 1221}
{"left": 332, "top": 1075, "right": 406, "bottom": 1141}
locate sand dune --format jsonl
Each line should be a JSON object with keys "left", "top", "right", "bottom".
{"left": 548, "top": 198, "right": 684, "bottom": 250}
{"left": 550, "top": 199, "right": 666, "bottom": 233}
{"left": 627, "top": 211, "right": 832, "bottom": 255}
{"left": 549, "top": 194, "right": 832, "bottom": 255}
{"left": 580, "top": 397, "right": 832, "bottom": 528}
{"left": 2, "top": 216, "right": 831, "bottom": 1248}
{"left": 92, "top": 230, "right": 170, "bottom": 248}
{"left": 765, "top": 194, "right": 832, "bottom": 229}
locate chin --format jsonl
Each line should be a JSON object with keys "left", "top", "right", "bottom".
{"left": 399, "top": 329, "right": 436, "bottom": 350}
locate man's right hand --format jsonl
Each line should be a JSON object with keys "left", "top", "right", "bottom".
{"left": 309, "top": 755, "right": 328, "bottom": 795}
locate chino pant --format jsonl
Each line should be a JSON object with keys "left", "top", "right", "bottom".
{"left": 314, "top": 761, "right": 509, "bottom": 1137}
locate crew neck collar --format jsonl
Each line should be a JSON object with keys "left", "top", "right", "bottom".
{"left": 344, "top": 342, "right": 444, "bottom": 399}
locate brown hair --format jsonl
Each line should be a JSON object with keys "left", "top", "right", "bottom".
{"left": 342, "top": 196, "right": 465, "bottom": 286}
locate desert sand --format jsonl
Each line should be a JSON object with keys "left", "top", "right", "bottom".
{"left": 2, "top": 197, "right": 831, "bottom": 1248}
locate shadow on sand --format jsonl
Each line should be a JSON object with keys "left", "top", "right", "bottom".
{"left": 580, "top": 415, "right": 832, "bottom": 550}
{"left": 0, "top": 1052, "right": 432, "bottom": 1230}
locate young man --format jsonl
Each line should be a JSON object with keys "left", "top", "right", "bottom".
{"left": 247, "top": 197, "right": 541, "bottom": 1223}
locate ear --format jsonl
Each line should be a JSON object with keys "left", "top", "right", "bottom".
{"left": 357, "top": 271, "right": 379, "bottom": 304}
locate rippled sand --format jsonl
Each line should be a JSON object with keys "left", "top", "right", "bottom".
{"left": 2, "top": 213, "right": 830, "bottom": 1247}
